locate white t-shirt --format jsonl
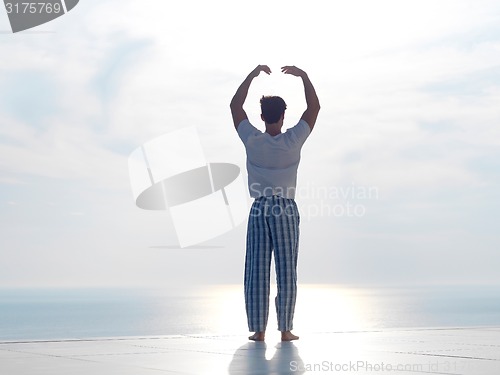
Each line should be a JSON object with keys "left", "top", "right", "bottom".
{"left": 237, "top": 119, "right": 311, "bottom": 199}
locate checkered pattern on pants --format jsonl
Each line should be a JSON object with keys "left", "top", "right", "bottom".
{"left": 244, "top": 195, "right": 300, "bottom": 332}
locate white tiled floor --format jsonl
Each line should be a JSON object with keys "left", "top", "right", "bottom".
{"left": 1, "top": 327, "right": 499, "bottom": 374}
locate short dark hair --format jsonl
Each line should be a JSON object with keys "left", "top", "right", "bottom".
{"left": 260, "top": 96, "right": 287, "bottom": 124}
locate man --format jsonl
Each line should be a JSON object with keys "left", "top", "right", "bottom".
{"left": 230, "top": 65, "right": 320, "bottom": 341}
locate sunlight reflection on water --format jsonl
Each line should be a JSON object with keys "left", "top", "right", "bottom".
{"left": 192, "top": 283, "right": 500, "bottom": 335}
{"left": 1, "top": 284, "right": 499, "bottom": 340}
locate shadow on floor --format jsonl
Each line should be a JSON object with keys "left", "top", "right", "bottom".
{"left": 228, "top": 341, "right": 305, "bottom": 374}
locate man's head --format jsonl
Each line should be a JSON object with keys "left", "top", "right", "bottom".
{"left": 260, "top": 96, "right": 287, "bottom": 125}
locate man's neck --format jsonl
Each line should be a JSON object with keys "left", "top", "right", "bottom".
{"left": 265, "top": 123, "right": 282, "bottom": 136}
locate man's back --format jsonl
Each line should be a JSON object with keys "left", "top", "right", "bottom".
{"left": 237, "top": 118, "right": 311, "bottom": 198}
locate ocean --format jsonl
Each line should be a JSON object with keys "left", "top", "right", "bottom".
{"left": 1, "top": 284, "right": 499, "bottom": 341}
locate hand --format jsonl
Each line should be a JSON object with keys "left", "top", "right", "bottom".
{"left": 249, "top": 65, "right": 271, "bottom": 78}
{"left": 281, "top": 65, "right": 306, "bottom": 78}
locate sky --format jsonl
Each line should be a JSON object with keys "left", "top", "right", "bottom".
{"left": 0, "top": 0, "right": 499, "bottom": 288}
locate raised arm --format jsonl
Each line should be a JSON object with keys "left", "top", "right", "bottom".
{"left": 230, "top": 65, "right": 271, "bottom": 129}
{"left": 281, "top": 66, "right": 320, "bottom": 131}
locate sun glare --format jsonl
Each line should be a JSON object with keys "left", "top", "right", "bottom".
{"left": 196, "top": 284, "right": 371, "bottom": 336}
{"left": 294, "top": 285, "right": 369, "bottom": 333}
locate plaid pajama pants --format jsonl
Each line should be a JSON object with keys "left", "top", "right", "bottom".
{"left": 244, "top": 195, "right": 300, "bottom": 332}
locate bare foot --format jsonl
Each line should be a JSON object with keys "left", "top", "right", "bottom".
{"left": 248, "top": 332, "right": 265, "bottom": 341}
{"left": 281, "top": 331, "right": 299, "bottom": 341}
